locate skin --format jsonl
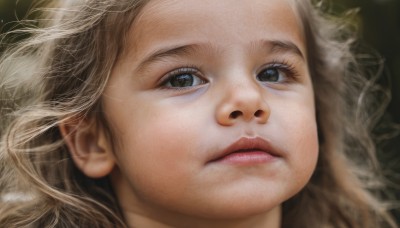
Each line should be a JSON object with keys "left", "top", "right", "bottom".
{"left": 100, "top": 0, "right": 319, "bottom": 227}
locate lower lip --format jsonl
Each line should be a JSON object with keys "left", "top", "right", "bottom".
{"left": 213, "top": 151, "right": 276, "bottom": 165}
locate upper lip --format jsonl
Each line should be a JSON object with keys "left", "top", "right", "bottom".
{"left": 207, "top": 137, "right": 281, "bottom": 163}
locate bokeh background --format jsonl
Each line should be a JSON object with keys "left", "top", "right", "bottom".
{"left": 1, "top": 0, "right": 399, "bottom": 224}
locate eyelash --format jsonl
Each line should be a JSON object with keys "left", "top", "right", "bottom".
{"left": 258, "top": 60, "right": 300, "bottom": 83}
{"left": 158, "top": 60, "right": 299, "bottom": 89}
{"left": 158, "top": 66, "right": 205, "bottom": 89}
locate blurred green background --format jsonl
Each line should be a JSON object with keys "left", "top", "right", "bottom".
{"left": 0, "top": 0, "right": 399, "bottom": 224}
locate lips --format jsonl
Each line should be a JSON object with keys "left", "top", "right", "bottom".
{"left": 207, "top": 137, "right": 281, "bottom": 164}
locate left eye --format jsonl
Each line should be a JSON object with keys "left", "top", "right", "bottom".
{"left": 256, "top": 67, "right": 284, "bottom": 83}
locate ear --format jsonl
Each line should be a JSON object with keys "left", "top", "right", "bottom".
{"left": 59, "top": 117, "right": 115, "bottom": 178}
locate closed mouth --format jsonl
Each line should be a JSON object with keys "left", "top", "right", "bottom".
{"left": 207, "top": 137, "right": 280, "bottom": 163}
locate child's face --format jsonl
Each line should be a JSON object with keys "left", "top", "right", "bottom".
{"left": 103, "top": 0, "right": 318, "bottom": 224}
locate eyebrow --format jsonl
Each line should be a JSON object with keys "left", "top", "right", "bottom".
{"left": 136, "top": 44, "right": 207, "bottom": 73}
{"left": 254, "top": 40, "right": 305, "bottom": 60}
{"left": 136, "top": 39, "right": 305, "bottom": 72}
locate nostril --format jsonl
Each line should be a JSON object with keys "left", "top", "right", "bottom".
{"left": 254, "top": 110, "right": 264, "bottom": 118}
{"left": 229, "top": 110, "right": 242, "bottom": 119}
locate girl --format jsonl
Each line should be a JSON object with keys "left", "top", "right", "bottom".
{"left": 0, "top": 0, "right": 397, "bottom": 227}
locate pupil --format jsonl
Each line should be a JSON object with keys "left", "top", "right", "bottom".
{"left": 170, "top": 74, "right": 193, "bottom": 87}
{"left": 259, "top": 68, "right": 279, "bottom": 82}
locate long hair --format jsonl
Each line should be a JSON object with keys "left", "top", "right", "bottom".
{"left": 0, "top": 1, "right": 147, "bottom": 227}
{"left": 0, "top": 0, "right": 396, "bottom": 227}
{"left": 281, "top": 1, "right": 397, "bottom": 227}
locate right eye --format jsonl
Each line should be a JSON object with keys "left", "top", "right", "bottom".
{"left": 161, "top": 68, "right": 206, "bottom": 88}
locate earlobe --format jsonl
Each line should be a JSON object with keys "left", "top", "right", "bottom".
{"left": 59, "top": 118, "right": 115, "bottom": 178}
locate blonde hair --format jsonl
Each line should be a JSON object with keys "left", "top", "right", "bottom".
{"left": 0, "top": 0, "right": 397, "bottom": 227}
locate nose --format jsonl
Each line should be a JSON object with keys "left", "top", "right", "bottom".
{"left": 215, "top": 81, "right": 270, "bottom": 126}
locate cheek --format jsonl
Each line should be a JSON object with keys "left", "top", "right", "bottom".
{"left": 276, "top": 103, "right": 319, "bottom": 181}
{"left": 291, "top": 118, "right": 319, "bottom": 174}
{"left": 267, "top": 93, "right": 318, "bottom": 178}
{"left": 110, "top": 103, "right": 205, "bottom": 200}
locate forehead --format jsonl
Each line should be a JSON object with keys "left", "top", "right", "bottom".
{"left": 126, "top": 0, "right": 305, "bottom": 58}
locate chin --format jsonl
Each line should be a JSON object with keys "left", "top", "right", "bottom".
{"left": 192, "top": 194, "right": 283, "bottom": 220}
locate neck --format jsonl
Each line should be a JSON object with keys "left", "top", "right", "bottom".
{"left": 122, "top": 205, "right": 281, "bottom": 228}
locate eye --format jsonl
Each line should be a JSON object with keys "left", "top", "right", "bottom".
{"left": 161, "top": 68, "right": 206, "bottom": 88}
{"left": 256, "top": 62, "right": 297, "bottom": 83}
{"left": 166, "top": 74, "right": 198, "bottom": 87}
{"left": 257, "top": 68, "right": 281, "bottom": 82}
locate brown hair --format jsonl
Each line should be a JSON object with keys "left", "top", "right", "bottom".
{"left": 0, "top": 0, "right": 397, "bottom": 227}
{"left": 282, "top": 1, "right": 397, "bottom": 227}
